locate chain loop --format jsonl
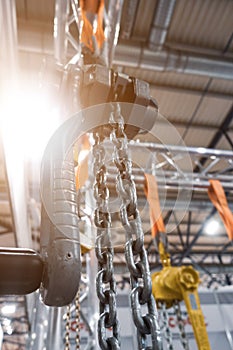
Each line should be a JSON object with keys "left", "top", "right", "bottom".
{"left": 93, "top": 132, "right": 121, "bottom": 350}
{"left": 110, "top": 103, "right": 162, "bottom": 350}
{"left": 75, "top": 291, "right": 80, "bottom": 349}
{"left": 65, "top": 304, "right": 71, "bottom": 350}
{"left": 159, "top": 302, "right": 174, "bottom": 350}
{"left": 174, "top": 300, "right": 189, "bottom": 350}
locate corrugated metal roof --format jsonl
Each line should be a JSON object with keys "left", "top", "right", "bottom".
{"left": 123, "top": 67, "right": 209, "bottom": 90}
{"left": 210, "top": 78, "right": 233, "bottom": 95}
{"left": 150, "top": 89, "right": 201, "bottom": 122}
{"left": 148, "top": 121, "right": 186, "bottom": 145}
{"left": 183, "top": 128, "right": 216, "bottom": 148}
{"left": 132, "top": 0, "right": 157, "bottom": 40}
{"left": 168, "top": 0, "right": 233, "bottom": 51}
{"left": 193, "top": 96, "right": 232, "bottom": 127}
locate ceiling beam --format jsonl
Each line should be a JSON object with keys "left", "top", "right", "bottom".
{"left": 207, "top": 104, "right": 233, "bottom": 149}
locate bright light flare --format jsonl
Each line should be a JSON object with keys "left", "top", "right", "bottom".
{"left": 0, "top": 86, "right": 61, "bottom": 162}
{"left": 204, "top": 218, "right": 220, "bottom": 235}
{"left": 1, "top": 304, "right": 16, "bottom": 315}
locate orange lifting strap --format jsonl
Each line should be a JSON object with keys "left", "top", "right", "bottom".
{"left": 144, "top": 173, "right": 165, "bottom": 237}
{"left": 80, "top": 0, "right": 105, "bottom": 52}
{"left": 74, "top": 134, "right": 90, "bottom": 190}
{"left": 208, "top": 179, "right": 233, "bottom": 241}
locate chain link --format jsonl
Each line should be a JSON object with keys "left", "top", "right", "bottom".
{"left": 93, "top": 132, "right": 121, "bottom": 350}
{"left": 110, "top": 103, "right": 162, "bottom": 350}
{"left": 159, "top": 302, "right": 173, "bottom": 350}
{"left": 75, "top": 291, "right": 80, "bottom": 349}
{"left": 173, "top": 300, "right": 189, "bottom": 350}
{"left": 65, "top": 304, "right": 71, "bottom": 350}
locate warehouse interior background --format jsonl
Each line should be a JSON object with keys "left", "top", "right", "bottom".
{"left": 0, "top": 0, "right": 233, "bottom": 349}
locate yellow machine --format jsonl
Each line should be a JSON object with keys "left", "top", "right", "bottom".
{"left": 152, "top": 241, "right": 211, "bottom": 350}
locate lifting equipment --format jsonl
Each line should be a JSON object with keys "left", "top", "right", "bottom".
{"left": 2, "top": 1, "right": 230, "bottom": 349}
{"left": 145, "top": 174, "right": 211, "bottom": 350}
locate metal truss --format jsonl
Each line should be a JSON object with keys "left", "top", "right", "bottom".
{"left": 128, "top": 141, "right": 233, "bottom": 190}
{"left": 54, "top": 0, "right": 123, "bottom": 66}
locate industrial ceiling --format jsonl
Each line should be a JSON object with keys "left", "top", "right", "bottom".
{"left": 0, "top": 0, "right": 233, "bottom": 287}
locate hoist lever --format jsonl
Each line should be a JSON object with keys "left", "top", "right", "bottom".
{"left": 152, "top": 264, "right": 211, "bottom": 350}
{"left": 0, "top": 248, "right": 43, "bottom": 295}
{"left": 181, "top": 286, "right": 210, "bottom": 350}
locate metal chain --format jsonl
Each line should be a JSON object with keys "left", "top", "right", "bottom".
{"left": 173, "top": 300, "right": 189, "bottom": 350}
{"left": 65, "top": 304, "right": 71, "bottom": 350}
{"left": 75, "top": 291, "right": 80, "bottom": 349}
{"left": 110, "top": 103, "right": 162, "bottom": 350}
{"left": 92, "top": 132, "right": 121, "bottom": 350}
{"left": 159, "top": 302, "right": 173, "bottom": 350}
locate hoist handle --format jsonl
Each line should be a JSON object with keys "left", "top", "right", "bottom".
{"left": 0, "top": 248, "right": 43, "bottom": 295}
{"left": 181, "top": 289, "right": 211, "bottom": 350}
{"left": 40, "top": 119, "right": 82, "bottom": 307}
{"left": 208, "top": 179, "right": 233, "bottom": 240}
{"left": 178, "top": 267, "right": 210, "bottom": 350}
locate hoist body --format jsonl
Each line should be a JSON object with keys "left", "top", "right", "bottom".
{"left": 63, "top": 63, "right": 158, "bottom": 139}
{"left": 152, "top": 247, "right": 211, "bottom": 350}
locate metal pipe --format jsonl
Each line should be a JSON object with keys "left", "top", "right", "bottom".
{"left": 107, "top": 173, "right": 233, "bottom": 190}
{"left": 0, "top": 0, "right": 18, "bottom": 76}
{"left": 120, "top": 0, "right": 139, "bottom": 39}
{"left": 0, "top": 0, "right": 33, "bottom": 248}
{"left": 107, "top": 166, "right": 233, "bottom": 183}
{"left": 166, "top": 41, "right": 233, "bottom": 60}
{"left": 17, "top": 20, "right": 233, "bottom": 80}
{"left": 152, "top": 84, "right": 233, "bottom": 101}
{"left": 104, "top": 0, "right": 124, "bottom": 67}
{"left": 114, "top": 42, "right": 233, "bottom": 80}
{"left": 149, "top": 0, "right": 176, "bottom": 50}
{"left": 46, "top": 307, "right": 63, "bottom": 349}
{"left": 54, "top": 0, "right": 70, "bottom": 64}
{"left": 128, "top": 140, "right": 233, "bottom": 158}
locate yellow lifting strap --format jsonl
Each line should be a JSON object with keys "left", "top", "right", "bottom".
{"left": 208, "top": 179, "right": 233, "bottom": 240}
{"left": 79, "top": 0, "right": 105, "bottom": 52}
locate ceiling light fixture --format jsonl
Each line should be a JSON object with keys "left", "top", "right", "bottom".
{"left": 204, "top": 218, "right": 220, "bottom": 235}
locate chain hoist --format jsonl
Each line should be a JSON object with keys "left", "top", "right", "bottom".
{"left": 92, "top": 131, "right": 121, "bottom": 349}
{"left": 110, "top": 103, "right": 162, "bottom": 350}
